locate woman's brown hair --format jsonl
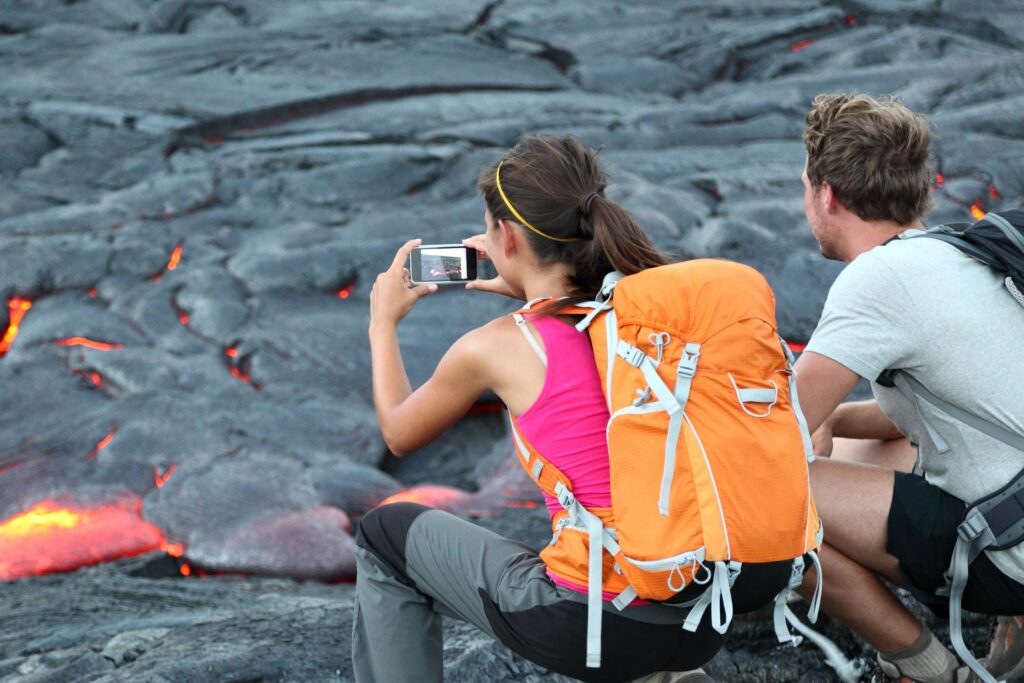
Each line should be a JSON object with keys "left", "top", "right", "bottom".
{"left": 478, "top": 135, "right": 668, "bottom": 309}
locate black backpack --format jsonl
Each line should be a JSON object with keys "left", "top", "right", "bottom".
{"left": 877, "top": 210, "right": 1024, "bottom": 683}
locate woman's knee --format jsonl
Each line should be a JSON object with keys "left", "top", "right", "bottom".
{"left": 355, "top": 502, "right": 433, "bottom": 576}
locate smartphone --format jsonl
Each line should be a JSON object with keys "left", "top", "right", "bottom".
{"left": 408, "top": 244, "right": 478, "bottom": 284}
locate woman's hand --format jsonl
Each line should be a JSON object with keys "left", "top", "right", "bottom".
{"left": 370, "top": 239, "right": 437, "bottom": 329}
{"left": 462, "top": 234, "right": 519, "bottom": 299}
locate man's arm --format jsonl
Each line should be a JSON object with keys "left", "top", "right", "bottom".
{"left": 794, "top": 350, "right": 861, "bottom": 435}
{"left": 828, "top": 400, "right": 903, "bottom": 440}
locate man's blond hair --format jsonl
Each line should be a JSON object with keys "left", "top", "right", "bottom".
{"left": 803, "top": 93, "right": 933, "bottom": 225}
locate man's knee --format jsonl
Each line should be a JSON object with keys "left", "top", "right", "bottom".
{"left": 355, "top": 502, "right": 433, "bottom": 579}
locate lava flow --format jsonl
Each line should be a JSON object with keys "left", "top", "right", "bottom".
{"left": 0, "top": 496, "right": 179, "bottom": 581}
{"left": 970, "top": 202, "right": 986, "bottom": 221}
{"left": 0, "top": 297, "right": 32, "bottom": 358}
{"left": 150, "top": 243, "right": 183, "bottom": 281}
{"left": 789, "top": 38, "right": 815, "bottom": 52}
{"left": 86, "top": 428, "right": 117, "bottom": 460}
{"left": 378, "top": 484, "right": 472, "bottom": 509}
{"left": 54, "top": 337, "right": 124, "bottom": 351}
{"left": 153, "top": 464, "right": 176, "bottom": 488}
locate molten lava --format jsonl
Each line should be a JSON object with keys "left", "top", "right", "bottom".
{"left": 88, "top": 288, "right": 98, "bottom": 298}
{"left": 970, "top": 202, "right": 986, "bottom": 221}
{"left": 151, "top": 244, "right": 183, "bottom": 281}
{"left": 789, "top": 38, "right": 815, "bottom": 52}
{"left": 337, "top": 281, "right": 356, "bottom": 299}
{"left": 86, "top": 428, "right": 117, "bottom": 460}
{"left": 54, "top": 337, "right": 124, "bottom": 351}
{"left": 153, "top": 464, "right": 176, "bottom": 489}
{"left": 0, "top": 297, "right": 32, "bottom": 358}
{"left": 378, "top": 484, "right": 471, "bottom": 509}
{"left": 989, "top": 184, "right": 1001, "bottom": 200}
{"left": 0, "top": 497, "right": 168, "bottom": 580}
{"left": 223, "top": 346, "right": 260, "bottom": 390}
{"left": 935, "top": 172, "right": 945, "bottom": 188}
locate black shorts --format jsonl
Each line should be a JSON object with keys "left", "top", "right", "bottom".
{"left": 887, "top": 472, "right": 1024, "bottom": 617}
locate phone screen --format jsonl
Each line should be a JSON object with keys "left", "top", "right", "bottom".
{"left": 410, "top": 245, "right": 477, "bottom": 283}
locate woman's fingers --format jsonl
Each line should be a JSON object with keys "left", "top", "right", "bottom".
{"left": 390, "top": 238, "right": 422, "bottom": 272}
{"left": 462, "top": 235, "right": 490, "bottom": 260}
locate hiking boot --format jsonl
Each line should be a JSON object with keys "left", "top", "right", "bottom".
{"left": 957, "top": 616, "right": 1024, "bottom": 682}
{"left": 630, "top": 669, "right": 716, "bottom": 683}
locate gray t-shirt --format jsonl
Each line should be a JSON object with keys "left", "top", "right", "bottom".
{"left": 806, "top": 230, "right": 1024, "bottom": 584}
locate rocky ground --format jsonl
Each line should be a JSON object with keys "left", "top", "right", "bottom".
{"left": 1, "top": 0, "right": 1021, "bottom": 681}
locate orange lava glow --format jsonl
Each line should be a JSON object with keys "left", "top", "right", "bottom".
{"left": 153, "top": 464, "right": 176, "bottom": 489}
{"left": 178, "top": 311, "right": 190, "bottom": 325}
{"left": 86, "top": 428, "right": 117, "bottom": 460}
{"left": 0, "top": 297, "right": 32, "bottom": 358}
{"left": 224, "top": 347, "right": 260, "bottom": 390}
{"left": 989, "top": 184, "right": 1001, "bottom": 200}
{"left": 88, "top": 288, "right": 98, "bottom": 298}
{"left": 970, "top": 203, "right": 986, "bottom": 221}
{"left": 789, "top": 38, "right": 815, "bottom": 52}
{"left": 0, "top": 497, "right": 168, "bottom": 580}
{"left": 89, "top": 371, "right": 103, "bottom": 388}
{"left": 166, "top": 244, "right": 183, "bottom": 271}
{"left": 337, "top": 282, "right": 356, "bottom": 299}
{"left": 180, "top": 562, "right": 193, "bottom": 576}
{"left": 162, "top": 542, "right": 185, "bottom": 557}
{"left": 378, "top": 484, "right": 471, "bottom": 509}
{"left": 935, "top": 172, "right": 944, "bottom": 188}
{"left": 54, "top": 337, "right": 124, "bottom": 351}
{"left": 151, "top": 244, "right": 183, "bottom": 281}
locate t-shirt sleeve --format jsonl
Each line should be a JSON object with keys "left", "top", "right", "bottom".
{"left": 804, "top": 252, "right": 920, "bottom": 381}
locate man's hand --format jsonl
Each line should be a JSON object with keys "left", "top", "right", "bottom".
{"left": 369, "top": 239, "right": 437, "bottom": 329}
{"left": 811, "top": 415, "right": 836, "bottom": 457}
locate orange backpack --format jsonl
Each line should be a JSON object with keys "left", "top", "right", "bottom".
{"left": 507, "top": 259, "right": 823, "bottom": 667}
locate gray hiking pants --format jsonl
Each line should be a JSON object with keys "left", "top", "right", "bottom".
{"left": 351, "top": 502, "right": 725, "bottom": 683}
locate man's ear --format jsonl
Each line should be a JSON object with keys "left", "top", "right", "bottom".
{"left": 497, "top": 219, "right": 517, "bottom": 257}
{"left": 820, "top": 182, "right": 840, "bottom": 213}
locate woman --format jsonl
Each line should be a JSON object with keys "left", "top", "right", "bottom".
{"left": 353, "top": 136, "right": 724, "bottom": 682}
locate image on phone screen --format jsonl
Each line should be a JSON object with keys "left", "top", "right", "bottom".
{"left": 410, "top": 245, "right": 477, "bottom": 283}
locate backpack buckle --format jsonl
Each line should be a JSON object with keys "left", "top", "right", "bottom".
{"left": 677, "top": 345, "right": 700, "bottom": 379}
{"left": 617, "top": 342, "right": 648, "bottom": 368}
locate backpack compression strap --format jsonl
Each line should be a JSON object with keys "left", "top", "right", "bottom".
{"left": 879, "top": 369, "right": 1024, "bottom": 683}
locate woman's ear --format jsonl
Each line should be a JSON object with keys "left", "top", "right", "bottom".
{"left": 497, "top": 219, "right": 518, "bottom": 258}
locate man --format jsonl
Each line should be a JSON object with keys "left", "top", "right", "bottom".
{"left": 792, "top": 93, "right": 1024, "bottom": 682}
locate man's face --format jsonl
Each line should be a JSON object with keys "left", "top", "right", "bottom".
{"left": 802, "top": 165, "right": 843, "bottom": 261}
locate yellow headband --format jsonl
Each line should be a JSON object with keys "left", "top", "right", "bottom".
{"left": 495, "top": 161, "right": 581, "bottom": 243}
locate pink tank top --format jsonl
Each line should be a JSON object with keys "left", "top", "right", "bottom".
{"left": 513, "top": 314, "right": 612, "bottom": 515}
{"left": 513, "top": 314, "right": 621, "bottom": 599}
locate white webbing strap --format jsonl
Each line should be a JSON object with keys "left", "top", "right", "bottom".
{"left": 784, "top": 606, "right": 864, "bottom": 683}
{"left": 508, "top": 416, "right": 531, "bottom": 465}
{"left": 945, "top": 508, "right": 999, "bottom": 683}
{"left": 782, "top": 339, "right": 815, "bottom": 461}
{"left": 530, "top": 459, "right": 544, "bottom": 480}
{"left": 612, "top": 585, "right": 637, "bottom": 611}
{"left": 682, "top": 561, "right": 738, "bottom": 635}
{"left": 585, "top": 510, "right": 603, "bottom": 667}
{"left": 551, "top": 481, "right": 606, "bottom": 668}
{"left": 616, "top": 340, "right": 681, "bottom": 415}
{"left": 807, "top": 550, "right": 823, "bottom": 623}
{"left": 513, "top": 313, "right": 547, "bottom": 367}
{"left": 660, "top": 411, "right": 683, "bottom": 516}
{"left": 575, "top": 301, "right": 612, "bottom": 332}
{"left": 773, "top": 556, "right": 805, "bottom": 645}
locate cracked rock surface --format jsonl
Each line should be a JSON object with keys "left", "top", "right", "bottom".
{"left": 1, "top": 1, "right": 1021, "bottom": 681}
